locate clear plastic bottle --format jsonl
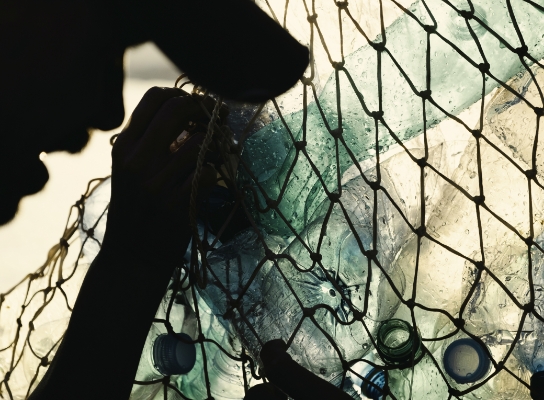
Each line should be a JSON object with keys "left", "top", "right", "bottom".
{"left": 199, "top": 207, "right": 404, "bottom": 391}
{"left": 349, "top": 352, "right": 387, "bottom": 400}
{"left": 130, "top": 271, "right": 198, "bottom": 400}
{"left": 241, "top": 0, "right": 544, "bottom": 237}
{"left": 175, "top": 289, "right": 251, "bottom": 400}
{"left": 515, "top": 232, "right": 544, "bottom": 400}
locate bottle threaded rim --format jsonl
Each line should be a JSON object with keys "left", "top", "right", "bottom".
{"left": 376, "top": 319, "right": 423, "bottom": 366}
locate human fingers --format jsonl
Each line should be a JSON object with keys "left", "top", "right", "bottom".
{"left": 125, "top": 95, "right": 217, "bottom": 173}
{"left": 117, "top": 86, "right": 188, "bottom": 144}
{"left": 165, "top": 164, "right": 217, "bottom": 212}
{"left": 143, "top": 132, "right": 208, "bottom": 194}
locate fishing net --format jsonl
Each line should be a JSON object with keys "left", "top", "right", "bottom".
{"left": 2, "top": 0, "right": 544, "bottom": 399}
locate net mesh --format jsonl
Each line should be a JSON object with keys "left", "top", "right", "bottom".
{"left": 2, "top": 0, "right": 544, "bottom": 399}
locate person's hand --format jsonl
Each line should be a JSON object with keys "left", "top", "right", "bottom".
{"left": 102, "top": 86, "right": 220, "bottom": 264}
{"left": 28, "top": 88, "right": 229, "bottom": 400}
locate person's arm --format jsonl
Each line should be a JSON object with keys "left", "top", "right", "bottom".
{"left": 29, "top": 87, "right": 218, "bottom": 400}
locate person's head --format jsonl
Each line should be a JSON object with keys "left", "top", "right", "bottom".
{"left": 0, "top": 0, "right": 309, "bottom": 225}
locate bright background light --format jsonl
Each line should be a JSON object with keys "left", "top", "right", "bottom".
{"left": 0, "top": 43, "right": 180, "bottom": 292}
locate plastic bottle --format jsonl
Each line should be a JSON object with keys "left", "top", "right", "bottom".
{"left": 241, "top": 0, "right": 544, "bottom": 237}
{"left": 515, "top": 232, "right": 544, "bottom": 400}
{"left": 349, "top": 352, "right": 387, "bottom": 400}
{"left": 130, "top": 270, "right": 198, "bottom": 400}
{"left": 376, "top": 318, "right": 450, "bottom": 399}
{"left": 175, "top": 289, "right": 252, "bottom": 400}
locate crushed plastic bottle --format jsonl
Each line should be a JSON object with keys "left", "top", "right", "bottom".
{"left": 242, "top": 0, "right": 544, "bottom": 237}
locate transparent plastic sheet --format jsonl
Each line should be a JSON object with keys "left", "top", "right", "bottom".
{"left": 2, "top": 1, "right": 544, "bottom": 399}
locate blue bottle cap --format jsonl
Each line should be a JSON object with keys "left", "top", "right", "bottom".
{"left": 443, "top": 338, "right": 490, "bottom": 384}
{"left": 153, "top": 333, "right": 196, "bottom": 376}
{"left": 360, "top": 367, "right": 386, "bottom": 399}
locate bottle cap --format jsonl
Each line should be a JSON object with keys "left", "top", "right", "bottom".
{"left": 443, "top": 338, "right": 490, "bottom": 384}
{"left": 531, "top": 371, "right": 544, "bottom": 400}
{"left": 152, "top": 333, "right": 196, "bottom": 376}
{"left": 360, "top": 367, "right": 386, "bottom": 399}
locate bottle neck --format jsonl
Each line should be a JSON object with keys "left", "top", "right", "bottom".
{"left": 376, "top": 319, "right": 423, "bottom": 367}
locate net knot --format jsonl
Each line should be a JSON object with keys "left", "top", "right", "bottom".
{"left": 524, "top": 236, "right": 533, "bottom": 246}
{"left": 29, "top": 321, "right": 34, "bottom": 331}
{"left": 332, "top": 61, "right": 345, "bottom": 70}
{"left": 535, "top": 107, "right": 544, "bottom": 116}
{"left": 459, "top": 9, "right": 474, "bottom": 20}
{"left": 415, "top": 226, "right": 426, "bottom": 237}
{"left": 86, "top": 228, "right": 95, "bottom": 238}
{"left": 229, "top": 298, "right": 240, "bottom": 309}
{"left": 514, "top": 45, "right": 528, "bottom": 56}
{"left": 162, "top": 376, "right": 170, "bottom": 384}
{"left": 371, "top": 110, "right": 384, "bottom": 120}
{"left": 522, "top": 301, "right": 535, "bottom": 313}
{"left": 56, "top": 279, "right": 65, "bottom": 287}
{"left": 303, "top": 307, "right": 315, "bottom": 317}
{"left": 198, "top": 333, "right": 206, "bottom": 343}
{"left": 471, "top": 129, "right": 482, "bottom": 139}
{"left": 43, "top": 287, "right": 52, "bottom": 295}
{"left": 352, "top": 310, "right": 364, "bottom": 320}
{"left": 328, "top": 192, "right": 341, "bottom": 203}
{"left": 240, "top": 353, "right": 251, "bottom": 363}
{"left": 525, "top": 169, "right": 537, "bottom": 179}
{"left": 472, "top": 195, "right": 485, "bottom": 205}
{"left": 16, "top": 318, "right": 22, "bottom": 327}
{"left": 59, "top": 238, "right": 70, "bottom": 248}
{"left": 405, "top": 299, "right": 415, "bottom": 309}
{"left": 300, "top": 76, "right": 313, "bottom": 85}
{"left": 370, "top": 42, "right": 386, "bottom": 52}
{"left": 478, "top": 62, "right": 490, "bottom": 73}
{"left": 4, "top": 371, "right": 10, "bottom": 382}
{"left": 419, "top": 90, "right": 432, "bottom": 100}
{"left": 341, "top": 359, "right": 350, "bottom": 370}
{"left": 454, "top": 318, "right": 465, "bottom": 328}
{"left": 423, "top": 25, "right": 436, "bottom": 34}
{"left": 265, "top": 248, "right": 276, "bottom": 260}
{"left": 310, "top": 252, "right": 322, "bottom": 262}
{"left": 368, "top": 181, "right": 380, "bottom": 191}
{"left": 496, "top": 361, "right": 505, "bottom": 371}
{"left": 416, "top": 158, "right": 427, "bottom": 167}
{"left": 307, "top": 14, "right": 318, "bottom": 23}
{"left": 40, "top": 357, "right": 49, "bottom": 367}
{"left": 294, "top": 140, "right": 307, "bottom": 151}
{"left": 335, "top": 1, "right": 348, "bottom": 9}
{"left": 331, "top": 127, "right": 343, "bottom": 138}
{"left": 473, "top": 260, "right": 485, "bottom": 270}
{"left": 365, "top": 249, "right": 378, "bottom": 259}
{"left": 266, "top": 198, "right": 278, "bottom": 209}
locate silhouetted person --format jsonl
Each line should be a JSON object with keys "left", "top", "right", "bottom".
{"left": 1, "top": 1, "right": 308, "bottom": 398}
{"left": 0, "top": 0, "right": 309, "bottom": 225}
